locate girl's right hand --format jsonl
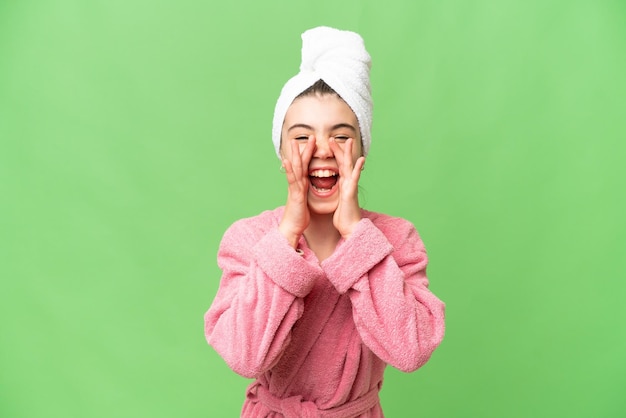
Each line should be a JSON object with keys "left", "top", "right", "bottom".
{"left": 278, "top": 137, "right": 316, "bottom": 248}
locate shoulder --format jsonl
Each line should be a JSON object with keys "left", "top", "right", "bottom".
{"left": 362, "top": 209, "right": 418, "bottom": 234}
{"left": 221, "top": 207, "right": 284, "bottom": 243}
{"left": 361, "top": 209, "right": 426, "bottom": 251}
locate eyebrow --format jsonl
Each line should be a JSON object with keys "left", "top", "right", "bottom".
{"left": 330, "top": 123, "right": 358, "bottom": 133}
{"left": 287, "top": 123, "right": 314, "bottom": 132}
{"left": 287, "top": 123, "right": 357, "bottom": 133}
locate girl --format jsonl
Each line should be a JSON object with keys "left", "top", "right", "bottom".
{"left": 205, "top": 26, "right": 445, "bottom": 417}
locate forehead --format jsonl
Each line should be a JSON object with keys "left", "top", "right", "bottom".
{"left": 283, "top": 94, "right": 358, "bottom": 128}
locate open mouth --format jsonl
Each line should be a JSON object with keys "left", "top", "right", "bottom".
{"left": 309, "top": 169, "right": 338, "bottom": 192}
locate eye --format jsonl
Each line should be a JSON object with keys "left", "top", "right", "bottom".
{"left": 295, "top": 135, "right": 309, "bottom": 141}
{"left": 333, "top": 135, "right": 350, "bottom": 142}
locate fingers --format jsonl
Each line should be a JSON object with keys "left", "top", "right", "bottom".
{"left": 285, "top": 136, "right": 364, "bottom": 187}
{"left": 341, "top": 138, "right": 354, "bottom": 174}
{"left": 300, "top": 136, "right": 316, "bottom": 173}
{"left": 289, "top": 139, "right": 303, "bottom": 177}
{"left": 281, "top": 158, "right": 296, "bottom": 184}
{"left": 352, "top": 156, "right": 366, "bottom": 182}
{"left": 328, "top": 138, "right": 346, "bottom": 175}
{"left": 288, "top": 137, "right": 316, "bottom": 178}
{"left": 329, "top": 137, "right": 363, "bottom": 179}
{"left": 280, "top": 139, "right": 313, "bottom": 241}
{"left": 282, "top": 137, "right": 317, "bottom": 194}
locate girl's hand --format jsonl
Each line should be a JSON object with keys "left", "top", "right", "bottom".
{"left": 330, "top": 137, "right": 365, "bottom": 239}
{"left": 278, "top": 137, "right": 317, "bottom": 248}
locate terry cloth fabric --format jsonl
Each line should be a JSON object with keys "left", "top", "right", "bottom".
{"left": 246, "top": 380, "right": 380, "bottom": 418}
{"left": 272, "top": 26, "right": 373, "bottom": 158}
{"left": 205, "top": 207, "right": 446, "bottom": 417}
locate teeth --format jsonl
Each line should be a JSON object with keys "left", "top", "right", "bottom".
{"left": 309, "top": 169, "right": 337, "bottom": 178}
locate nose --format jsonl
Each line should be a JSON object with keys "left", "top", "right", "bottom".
{"left": 313, "top": 136, "right": 333, "bottom": 159}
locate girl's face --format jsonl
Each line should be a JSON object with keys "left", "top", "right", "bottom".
{"left": 280, "top": 93, "right": 363, "bottom": 215}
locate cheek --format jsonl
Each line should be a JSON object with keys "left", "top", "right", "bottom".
{"left": 280, "top": 140, "right": 307, "bottom": 159}
{"left": 336, "top": 140, "right": 362, "bottom": 163}
{"left": 352, "top": 141, "right": 364, "bottom": 161}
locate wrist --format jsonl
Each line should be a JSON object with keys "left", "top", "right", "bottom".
{"left": 278, "top": 222, "right": 301, "bottom": 249}
{"left": 339, "top": 218, "right": 362, "bottom": 240}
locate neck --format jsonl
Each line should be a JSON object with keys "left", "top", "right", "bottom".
{"left": 303, "top": 212, "right": 341, "bottom": 262}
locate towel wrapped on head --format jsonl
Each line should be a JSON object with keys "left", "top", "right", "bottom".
{"left": 272, "top": 26, "right": 373, "bottom": 158}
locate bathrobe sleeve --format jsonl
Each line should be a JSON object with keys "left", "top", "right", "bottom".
{"left": 204, "top": 217, "right": 325, "bottom": 378}
{"left": 321, "top": 216, "right": 445, "bottom": 372}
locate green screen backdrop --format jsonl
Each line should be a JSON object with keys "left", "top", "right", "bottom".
{"left": 2, "top": 1, "right": 625, "bottom": 417}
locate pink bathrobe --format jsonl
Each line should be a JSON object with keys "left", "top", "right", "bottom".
{"left": 205, "top": 207, "right": 445, "bottom": 417}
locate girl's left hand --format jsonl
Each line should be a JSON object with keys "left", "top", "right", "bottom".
{"left": 329, "top": 137, "right": 365, "bottom": 239}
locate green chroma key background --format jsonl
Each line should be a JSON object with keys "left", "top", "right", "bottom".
{"left": 1, "top": 1, "right": 624, "bottom": 417}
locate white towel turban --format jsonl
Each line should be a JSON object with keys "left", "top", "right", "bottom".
{"left": 272, "top": 26, "right": 373, "bottom": 158}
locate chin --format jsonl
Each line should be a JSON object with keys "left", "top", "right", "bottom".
{"left": 307, "top": 199, "right": 339, "bottom": 216}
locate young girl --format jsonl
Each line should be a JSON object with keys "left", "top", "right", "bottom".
{"left": 205, "top": 26, "right": 445, "bottom": 418}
